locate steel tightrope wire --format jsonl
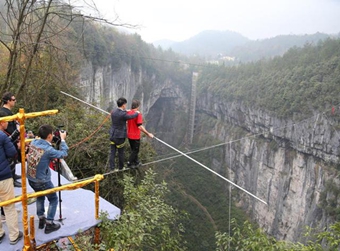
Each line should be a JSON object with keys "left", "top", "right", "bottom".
{"left": 60, "top": 91, "right": 334, "bottom": 205}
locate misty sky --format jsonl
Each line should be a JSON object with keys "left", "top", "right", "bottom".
{"left": 91, "top": 0, "right": 340, "bottom": 43}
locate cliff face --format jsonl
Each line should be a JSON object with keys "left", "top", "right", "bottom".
{"left": 80, "top": 63, "right": 340, "bottom": 242}
{"left": 196, "top": 92, "right": 340, "bottom": 241}
{"left": 79, "top": 62, "right": 188, "bottom": 115}
{"left": 79, "top": 62, "right": 190, "bottom": 144}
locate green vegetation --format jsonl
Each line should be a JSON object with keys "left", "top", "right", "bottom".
{"left": 216, "top": 219, "right": 340, "bottom": 250}
{"left": 231, "top": 33, "right": 332, "bottom": 63}
{"left": 197, "top": 38, "right": 340, "bottom": 118}
{"left": 319, "top": 180, "right": 340, "bottom": 221}
{"left": 76, "top": 169, "right": 187, "bottom": 251}
{"left": 152, "top": 128, "right": 248, "bottom": 250}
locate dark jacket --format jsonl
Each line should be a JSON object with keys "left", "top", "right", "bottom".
{"left": 110, "top": 108, "right": 138, "bottom": 140}
{"left": 0, "top": 130, "right": 17, "bottom": 181}
{"left": 0, "top": 107, "right": 16, "bottom": 135}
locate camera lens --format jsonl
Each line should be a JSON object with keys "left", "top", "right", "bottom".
{"left": 9, "top": 129, "right": 20, "bottom": 142}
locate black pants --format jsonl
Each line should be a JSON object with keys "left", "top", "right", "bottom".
{"left": 110, "top": 138, "right": 125, "bottom": 170}
{"left": 128, "top": 139, "right": 140, "bottom": 165}
{"left": 11, "top": 162, "right": 17, "bottom": 178}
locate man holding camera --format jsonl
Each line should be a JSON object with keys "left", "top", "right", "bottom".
{"left": 0, "top": 92, "right": 21, "bottom": 187}
{"left": 27, "top": 125, "right": 68, "bottom": 234}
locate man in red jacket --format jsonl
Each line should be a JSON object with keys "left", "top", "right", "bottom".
{"left": 127, "top": 100, "right": 153, "bottom": 168}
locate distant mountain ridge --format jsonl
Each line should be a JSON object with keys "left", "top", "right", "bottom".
{"left": 153, "top": 39, "right": 177, "bottom": 49}
{"left": 153, "top": 30, "right": 339, "bottom": 62}
{"left": 231, "top": 32, "right": 334, "bottom": 62}
{"left": 154, "top": 30, "right": 249, "bottom": 58}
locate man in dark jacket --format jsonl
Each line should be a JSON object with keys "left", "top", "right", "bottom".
{"left": 0, "top": 112, "right": 23, "bottom": 245}
{"left": 0, "top": 92, "right": 21, "bottom": 187}
{"left": 109, "top": 97, "right": 138, "bottom": 170}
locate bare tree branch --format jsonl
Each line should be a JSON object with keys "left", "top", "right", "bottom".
{"left": 0, "top": 0, "right": 140, "bottom": 97}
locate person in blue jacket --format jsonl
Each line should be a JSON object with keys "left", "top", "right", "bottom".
{"left": 0, "top": 111, "right": 23, "bottom": 245}
{"left": 27, "top": 125, "right": 68, "bottom": 234}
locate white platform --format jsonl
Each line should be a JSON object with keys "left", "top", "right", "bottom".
{"left": 1, "top": 164, "right": 121, "bottom": 250}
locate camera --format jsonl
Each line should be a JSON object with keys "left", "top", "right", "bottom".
{"left": 9, "top": 129, "right": 20, "bottom": 142}
{"left": 52, "top": 128, "right": 67, "bottom": 144}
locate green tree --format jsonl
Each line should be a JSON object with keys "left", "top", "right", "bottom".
{"left": 96, "top": 169, "right": 187, "bottom": 251}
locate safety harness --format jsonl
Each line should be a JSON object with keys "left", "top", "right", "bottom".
{"left": 110, "top": 141, "right": 125, "bottom": 148}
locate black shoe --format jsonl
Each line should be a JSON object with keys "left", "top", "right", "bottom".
{"left": 45, "top": 222, "right": 61, "bottom": 234}
{"left": 0, "top": 232, "right": 5, "bottom": 244}
{"left": 127, "top": 162, "right": 135, "bottom": 169}
{"left": 10, "top": 231, "right": 23, "bottom": 245}
{"left": 14, "top": 174, "right": 21, "bottom": 180}
{"left": 14, "top": 180, "right": 21, "bottom": 187}
{"left": 39, "top": 217, "right": 46, "bottom": 229}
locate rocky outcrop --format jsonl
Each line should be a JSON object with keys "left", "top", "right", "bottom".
{"left": 196, "top": 92, "right": 340, "bottom": 241}
{"left": 197, "top": 95, "right": 340, "bottom": 164}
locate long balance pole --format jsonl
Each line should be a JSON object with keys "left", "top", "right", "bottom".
{"left": 60, "top": 91, "right": 268, "bottom": 205}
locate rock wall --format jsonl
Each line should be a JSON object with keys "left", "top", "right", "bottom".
{"left": 79, "top": 62, "right": 187, "bottom": 116}
{"left": 196, "top": 92, "right": 340, "bottom": 241}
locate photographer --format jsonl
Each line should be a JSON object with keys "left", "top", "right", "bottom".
{"left": 26, "top": 125, "right": 68, "bottom": 234}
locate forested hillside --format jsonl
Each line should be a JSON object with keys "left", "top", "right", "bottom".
{"left": 198, "top": 38, "right": 340, "bottom": 118}
{"left": 230, "top": 32, "right": 335, "bottom": 62}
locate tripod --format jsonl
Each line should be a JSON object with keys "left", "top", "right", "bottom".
{"left": 54, "top": 140, "right": 66, "bottom": 224}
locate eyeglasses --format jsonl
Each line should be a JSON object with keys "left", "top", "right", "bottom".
{"left": 10, "top": 99, "right": 16, "bottom": 101}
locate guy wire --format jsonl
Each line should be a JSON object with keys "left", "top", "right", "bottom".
{"left": 154, "top": 137, "right": 267, "bottom": 205}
